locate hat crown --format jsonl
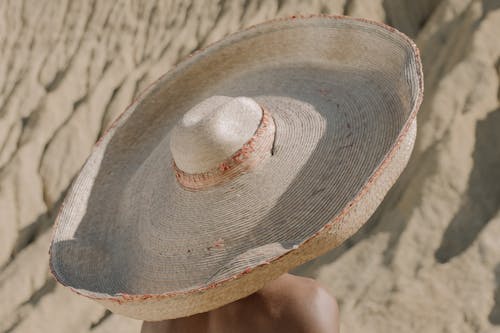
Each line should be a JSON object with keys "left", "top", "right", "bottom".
{"left": 170, "top": 96, "right": 263, "bottom": 174}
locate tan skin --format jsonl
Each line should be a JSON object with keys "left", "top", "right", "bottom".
{"left": 141, "top": 274, "right": 339, "bottom": 333}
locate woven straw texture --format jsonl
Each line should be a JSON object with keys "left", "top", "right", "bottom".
{"left": 49, "top": 15, "right": 423, "bottom": 320}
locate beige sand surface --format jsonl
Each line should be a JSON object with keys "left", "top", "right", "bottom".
{"left": 0, "top": 0, "right": 499, "bottom": 332}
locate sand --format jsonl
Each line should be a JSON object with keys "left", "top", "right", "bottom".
{"left": 0, "top": 0, "right": 499, "bottom": 332}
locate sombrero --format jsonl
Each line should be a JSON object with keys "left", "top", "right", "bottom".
{"left": 49, "top": 15, "right": 423, "bottom": 320}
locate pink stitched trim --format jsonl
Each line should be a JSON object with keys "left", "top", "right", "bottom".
{"left": 173, "top": 107, "right": 275, "bottom": 191}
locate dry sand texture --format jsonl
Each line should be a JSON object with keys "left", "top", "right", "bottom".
{"left": 1, "top": 0, "right": 500, "bottom": 332}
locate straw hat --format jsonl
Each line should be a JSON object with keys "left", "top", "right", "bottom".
{"left": 49, "top": 15, "right": 423, "bottom": 320}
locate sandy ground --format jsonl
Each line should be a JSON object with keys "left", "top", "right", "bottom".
{"left": 1, "top": 0, "right": 500, "bottom": 332}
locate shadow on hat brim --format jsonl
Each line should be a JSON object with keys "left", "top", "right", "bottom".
{"left": 49, "top": 15, "right": 423, "bottom": 320}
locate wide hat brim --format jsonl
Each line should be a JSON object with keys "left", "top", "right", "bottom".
{"left": 49, "top": 15, "right": 423, "bottom": 320}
